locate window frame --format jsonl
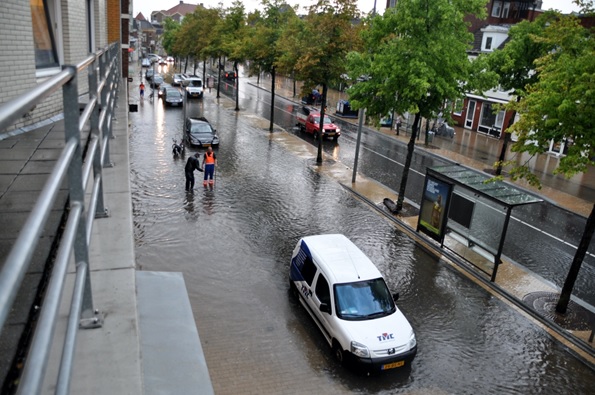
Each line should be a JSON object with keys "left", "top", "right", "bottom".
{"left": 32, "top": 0, "right": 63, "bottom": 77}
{"left": 491, "top": 1, "right": 502, "bottom": 17}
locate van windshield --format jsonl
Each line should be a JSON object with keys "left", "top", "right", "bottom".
{"left": 334, "top": 278, "right": 395, "bottom": 321}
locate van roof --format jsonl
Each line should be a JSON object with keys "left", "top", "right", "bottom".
{"left": 302, "top": 234, "right": 382, "bottom": 284}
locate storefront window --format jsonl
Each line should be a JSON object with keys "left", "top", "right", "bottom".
{"left": 479, "top": 103, "right": 505, "bottom": 137}
{"left": 30, "top": 0, "right": 59, "bottom": 69}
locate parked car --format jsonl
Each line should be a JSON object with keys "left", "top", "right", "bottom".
{"left": 141, "top": 58, "right": 151, "bottom": 68}
{"left": 223, "top": 70, "right": 237, "bottom": 80}
{"left": 172, "top": 73, "right": 186, "bottom": 86}
{"left": 145, "top": 69, "right": 155, "bottom": 81}
{"left": 289, "top": 234, "right": 417, "bottom": 372}
{"left": 184, "top": 117, "right": 219, "bottom": 147}
{"left": 147, "top": 53, "right": 159, "bottom": 63}
{"left": 163, "top": 88, "right": 183, "bottom": 107}
{"left": 150, "top": 75, "right": 164, "bottom": 88}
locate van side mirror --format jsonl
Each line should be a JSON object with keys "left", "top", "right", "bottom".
{"left": 392, "top": 292, "right": 399, "bottom": 302}
{"left": 319, "top": 303, "right": 331, "bottom": 314}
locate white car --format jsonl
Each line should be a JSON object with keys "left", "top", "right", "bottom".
{"left": 289, "top": 234, "right": 417, "bottom": 372}
{"left": 141, "top": 58, "right": 151, "bottom": 68}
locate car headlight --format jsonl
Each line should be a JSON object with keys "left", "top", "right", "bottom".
{"left": 408, "top": 332, "right": 417, "bottom": 350}
{"left": 336, "top": 128, "right": 341, "bottom": 133}
{"left": 351, "top": 341, "right": 370, "bottom": 358}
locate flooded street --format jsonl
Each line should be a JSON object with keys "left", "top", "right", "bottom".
{"left": 129, "top": 84, "right": 594, "bottom": 393}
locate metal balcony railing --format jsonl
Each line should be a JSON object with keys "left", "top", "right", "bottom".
{"left": 0, "top": 42, "right": 120, "bottom": 395}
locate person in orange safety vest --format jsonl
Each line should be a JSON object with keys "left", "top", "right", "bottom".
{"left": 203, "top": 147, "right": 217, "bottom": 186}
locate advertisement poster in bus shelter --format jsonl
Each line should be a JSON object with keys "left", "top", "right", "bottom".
{"left": 418, "top": 175, "right": 453, "bottom": 243}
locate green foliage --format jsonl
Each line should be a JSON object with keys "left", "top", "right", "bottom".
{"left": 482, "top": 12, "right": 559, "bottom": 98}
{"left": 292, "top": 0, "right": 362, "bottom": 95}
{"left": 161, "top": 18, "right": 181, "bottom": 57}
{"left": 346, "top": 0, "right": 487, "bottom": 120}
{"left": 508, "top": 14, "right": 595, "bottom": 181}
{"left": 245, "top": 0, "right": 298, "bottom": 74}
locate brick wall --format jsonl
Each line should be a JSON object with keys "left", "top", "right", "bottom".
{"left": 0, "top": 0, "right": 115, "bottom": 133}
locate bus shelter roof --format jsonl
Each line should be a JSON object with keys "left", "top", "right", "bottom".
{"left": 429, "top": 165, "right": 543, "bottom": 207}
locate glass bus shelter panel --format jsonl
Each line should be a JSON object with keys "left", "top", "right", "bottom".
{"left": 447, "top": 186, "right": 508, "bottom": 256}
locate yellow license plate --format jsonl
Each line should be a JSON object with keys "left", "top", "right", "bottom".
{"left": 382, "top": 360, "right": 404, "bottom": 370}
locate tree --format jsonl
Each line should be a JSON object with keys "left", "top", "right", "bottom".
{"left": 292, "top": 0, "right": 362, "bottom": 163}
{"left": 346, "top": 0, "right": 487, "bottom": 212}
{"left": 502, "top": 13, "right": 595, "bottom": 313}
{"left": 477, "top": 11, "right": 559, "bottom": 175}
{"left": 221, "top": 1, "right": 248, "bottom": 111}
{"left": 244, "top": 1, "right": 297, "bottom": 132}
{"left": 161, "top": 18, "right": 181, "bottom": 62}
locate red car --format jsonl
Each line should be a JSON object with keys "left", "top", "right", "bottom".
{"left": 223, "top": 70, "right": 237, "bottom": 80}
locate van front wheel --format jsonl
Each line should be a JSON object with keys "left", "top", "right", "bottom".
{"left": 333, "top": 342, "right": 344, "bottom": 365}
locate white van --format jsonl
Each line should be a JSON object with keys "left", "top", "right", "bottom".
{"left": 289, "top": 234, "right": 417, "bottom": 371}
{"left": 183, "top": 76, "right": 203, "bottom": 99}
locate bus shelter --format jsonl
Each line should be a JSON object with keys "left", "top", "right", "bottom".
{"left": 417, "top": 164, "right": 543, "bottom": 281}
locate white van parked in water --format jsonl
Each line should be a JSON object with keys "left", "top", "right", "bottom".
{"left": 289, "top": 234, "right": 417, "bottom": 371}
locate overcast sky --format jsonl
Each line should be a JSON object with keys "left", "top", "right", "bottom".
{"left": 134, "top": 0, "right": 581, "bottom": 21}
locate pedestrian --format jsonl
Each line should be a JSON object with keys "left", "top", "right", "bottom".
{"left": 203, "top": 147, "right": 217, "bottom": 187}
{"left": 139, "top": 82, "right": 145, "bottom": 100}
{"left": 185, "top": 153, "right": 203, "bottom": 191}
{"left": 395, "top": 115, "right": 402, "bottom": 135}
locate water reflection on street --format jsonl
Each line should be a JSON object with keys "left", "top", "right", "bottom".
{"left": 129, "top": 87, "right": 594, "bottom": 393}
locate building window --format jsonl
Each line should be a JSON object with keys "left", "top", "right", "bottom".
{"left": 451, "top": 98, "right": 464, "bottom": 115}
{"left": 485, "top": 37, "right": 493, "bottom": 51}
{"left": 502, "top": 2, "right": 510, "bottom": 18}
{"left": 87, "top": 0, "right": 95, "bottom": 53}
{"left": 479, "top": 102, "right": 505, "bottom": 136}
{"left": 492, "top": 1, "right": 502, "bottom": 17}
{"left": 31, "top": 0, "right": 59, "bottom": 69}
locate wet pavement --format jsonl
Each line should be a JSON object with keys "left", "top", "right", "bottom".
{"left": 1, "top": 60, "right": 594, "bottom": 393}
{"left": 128, "top": 63, "right": 594, "bottom": 393}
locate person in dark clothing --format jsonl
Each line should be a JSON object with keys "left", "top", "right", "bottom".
{"left": 185, "top": 153, "right": 203, "bottom": 191}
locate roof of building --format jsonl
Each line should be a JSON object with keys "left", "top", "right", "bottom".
{"left": 135, "top": 12, "right": 147, "bottom": 21}
{"left": 155, "top": 1, "right": 199, "bottom": 17}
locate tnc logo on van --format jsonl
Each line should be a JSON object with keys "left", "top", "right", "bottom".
{"left": 377, "top": 333, "right": 394, "bottom": 341}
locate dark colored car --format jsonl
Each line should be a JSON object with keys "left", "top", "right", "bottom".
{"left": 145, "top": 69, "right": 155, "bottom": 81}
{"left": 223, "top": 70, "right": 237, "bottom": 80}
{"left": 184, "top": 117, "right": 219, "bottom": 147}
{"left": 158, "top": 84, "right": 171, "bottom": 98}
{"left": 150, "top": 75, "right": 164, "bottom": 89}
{"left": 163, "top": 89, "right": 183, "bottom": 107}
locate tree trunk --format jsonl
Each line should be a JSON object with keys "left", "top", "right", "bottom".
{"left": 556, "top": 202, "right": 595, "bottom": 313}
{"left": 495, "top": 132, "right": 510, "bottom": 176}
{"left": 234, "top": 62, "right": 240, "bottom": 112}
{"left": 396, "top": 113, "right": 420, "bottom": 212}
{"left": 316, "top": 83, "right": 328, "bottom": 164}
{"left": 202, "top": 60, "right": 206, "bottom": 86}
{"left": 216, "top": 56, "right": 221, "bottom": 99}
{"left": 184, "top": 56, "right": 188, "bottom": 74}
{"left": 269, "top": 67, "right": 276, "bottom": 132}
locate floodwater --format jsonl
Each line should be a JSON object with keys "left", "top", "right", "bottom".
{"left": 129, "top": 79, "right": 594, "bottom": 393}
{"left": 218, "top": 78, "right": 595, "bottom": 307}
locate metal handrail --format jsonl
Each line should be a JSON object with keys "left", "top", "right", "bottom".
{"left": 0, "top": 42, "right": 120, "bottom": 394}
